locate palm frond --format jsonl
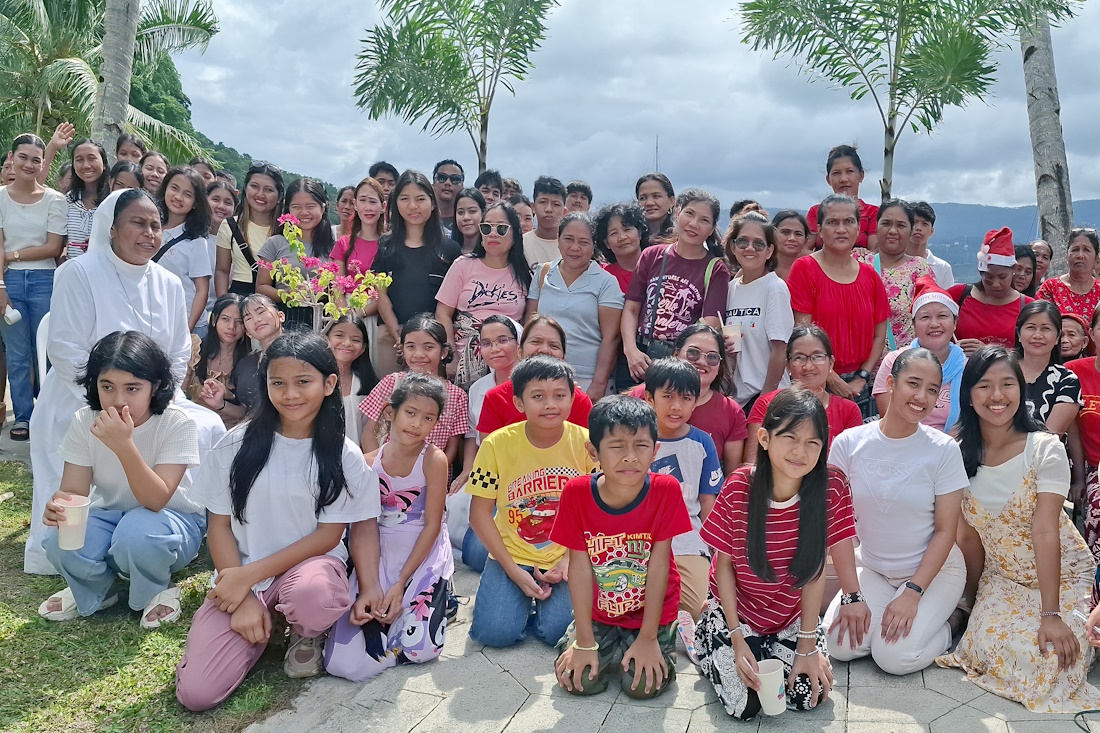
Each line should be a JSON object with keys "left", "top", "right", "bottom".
{"left": 126, "top": 104, "right": 207, "bottom": 162}
{"left": 135, "top": 0, "right": 218, "bottom": 64}
{"left": 38, "top": 56, "right": 98, "bottom": 118}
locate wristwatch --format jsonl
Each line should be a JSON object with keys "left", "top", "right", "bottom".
{"left": 855, "top": 369, "right": 871, "bottom": 381}
{"left": 12, "top": 251, "right": 20, "bottom": 262}
{"left": 904, "top": 581, "right": 925, "bottom": 597}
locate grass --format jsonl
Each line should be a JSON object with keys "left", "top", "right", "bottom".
{"left": 0, "top": 462, "right": 304, "bottom": 733}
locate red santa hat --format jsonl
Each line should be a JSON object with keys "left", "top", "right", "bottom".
{"left": 911, "top": 276, "right": 958, "bottom": 317}
{"left": 977, "top": 227, "right": 1016, "bottom": 272}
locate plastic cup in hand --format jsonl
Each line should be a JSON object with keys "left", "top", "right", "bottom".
{"left": 3, "top": 305, "right": 21, "bottom": 325}
{"left": 756, "top": 658, "right": 787, "bottom": 716}
{"left": 723, "top": 323, "right": 743, "bottom": 353}
{"left": 56, "top": 495, "right": 91, "bottom": 551}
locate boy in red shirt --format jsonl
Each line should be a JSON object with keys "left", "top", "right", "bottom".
{"left": 551, "top": 396, "right": 691, "bottom": 699}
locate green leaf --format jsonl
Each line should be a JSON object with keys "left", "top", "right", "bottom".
{"left": 135, "top": 0, "right": 219, "bottom": 64}
{"left": 125, "top": 104, "right": 209, "bottom": 162}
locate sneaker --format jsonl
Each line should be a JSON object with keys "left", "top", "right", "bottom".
{"left": 677, "top": 610, "right": 700, "bottom": 666}
{"left": 284, "top": 632, "right": 324, "bottom": 678}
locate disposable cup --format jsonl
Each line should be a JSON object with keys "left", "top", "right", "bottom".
{"left": 723, "top": 323, "right": 743, "bottom": 353}
{"left": 56, "top": 495, "right": 91, "bottom": 551}
{"left": 756, "top": 658, "right": 787, "bottom": 716}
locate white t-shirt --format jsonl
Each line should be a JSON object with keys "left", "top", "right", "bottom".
{"left": 0, "top": 186, "right": 66, "bottom": 270}
{"left": 967, "top": 432, "right": 1069, "bottom": 515}
{"left": 828, "top": 421, "right": 968, "bottom": 576}
{"left": 157, "top": 224, "right": 213, "bottom": 319}
{"left": 342, "top": 374, "right": 364, "bottom": 442}
{"left": 923, "top": 251, "right": 955, "bottom": 288}
{"left": 523, "top": 230, "right": 559, "bottom": 268}
{"left": 57, "top": 404, "right": 202, "bottom": 515}
{"left": 191, "top": 428, "right": 381, "bottom": 591}
{"left": 651, "top": 426, "right": 724, "bottom": 557}
{"left": 467, "top": 372, "right": 496, "bottom": 442}
{"left": 724, "top": 271, "right": 794, "bottom": 403}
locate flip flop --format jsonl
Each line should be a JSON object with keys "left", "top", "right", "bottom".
{"left": 38, "top": 587, "right": 118, "bottom": 622}
{"left": 140, "top": 586, "right": 182, "bottom": 630}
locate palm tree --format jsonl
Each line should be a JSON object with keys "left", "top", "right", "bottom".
{"left": 0, "top": 0, "right": 217, "bottom": 161}
{"left": 354, "top": 0, "right": 558, "bottom": 173}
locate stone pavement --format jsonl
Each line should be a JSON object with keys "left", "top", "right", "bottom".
{"left": 247, "top": 564, "right": 1100, "bottom": 733}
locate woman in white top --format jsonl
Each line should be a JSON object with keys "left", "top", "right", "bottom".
{"left": 825, "top": 348, "right": 969, "bottom": 675}
{"left": 938, "top": 346, "right": 1100, "bottom": 712}
{"left": 0, "top": 133, "right": 67, "bottom": 440}
{"left": 722, "top": 211, "right": 793, "bottom": 406}
{"left": 25, "top": 189, "right": 191, "bottom": 575}
{"left": 156, "top": 166, "right": 213, "bottom": 333}
{"left": 40, "top": 332, "right": 204, "bottom": 628}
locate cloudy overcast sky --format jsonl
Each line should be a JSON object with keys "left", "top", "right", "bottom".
{"left": 175, "top": 0, "right": 1100, "bottom": 212}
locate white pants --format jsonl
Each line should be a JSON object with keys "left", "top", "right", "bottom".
{"left": 824, "top": 544, "right": 966, "bottom": 676}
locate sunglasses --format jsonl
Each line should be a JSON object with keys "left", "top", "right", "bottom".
{"left": 479, "top": 223, "right": 512, "bottom": 236}
{"left": 435, "top": 173, "right": 464, "bottom": 185}
{"left": 732, "top": 237, "right": 769, "bottom": 251}
{"left": 683, "top": 346, "right": 722, "bottom": 366}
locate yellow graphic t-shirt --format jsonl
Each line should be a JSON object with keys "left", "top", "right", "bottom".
{"left": 466, "top": 421, "right": 598, "bottom": 569}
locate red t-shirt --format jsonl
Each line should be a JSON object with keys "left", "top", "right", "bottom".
{"left": 787, "top": 257, "right": 890, "bottom": 374}
{"left": 1067, "top": 358, "right": 1100, "bottom": 466}
{"left": 476, "top": 380, "right": 593, "bottom": 435}
{"left": 700, "top": 466, "right": 857, "bottom": 634}
{"left": 331, "top": 235, "right": 379, "bottom": 274}
{"left": 806, "top": 199, "right": 879, "bottom": 250}
{"left": 948, "top": 285, "right": 1032, "bottom": 348}
{"left": 748, "top": 389, "right": 863, "bottom": 449}
{"left": 627, "top": 385, "right": 747, "bottom": 457}
{"left": 551, "top": 473, "right": 692, "bottom": 628}
{"left": 1036, "top": 278, "right": 1100, "bottom": 326}
{"left": 624, "top": 244, "right": 730, "bottom": 344}
{"left": 602, "top": 262, "right": 633, "bottom": 294}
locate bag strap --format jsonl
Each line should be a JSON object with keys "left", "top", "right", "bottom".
{"left": 151, "top": 233, "right": 188, "bottom": 264}
{"left": 872, "top": 254, "right": 896, "bottom": 351}
{"left": 539, "top": 262, "right": 551, "bottom": 293}
{"left": 702, "top": 256, "right": 719, "bottom": 303}
{"left": 644, "top": 245, "right": 673, "bottom": 341}
{"left": 227, "top": 218, "right": 258, "bottom": 284}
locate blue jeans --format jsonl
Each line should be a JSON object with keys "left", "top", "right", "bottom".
{"left": 461, "top": 527, "right": 489, "bottom": 573}
{"left": 1, "top": 269, "right": 53, "bottom": 423}
{"left": 470, "top": 557, "right": 573, "bottom": 647}
{"left": 44, "top": 506, "right": 206, "bottom": 615}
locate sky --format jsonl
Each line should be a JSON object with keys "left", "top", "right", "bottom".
{"left": 175, "top": 0, "right": 1100, "bottom": 213}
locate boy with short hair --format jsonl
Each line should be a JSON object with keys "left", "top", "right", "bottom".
{"left": 642, "top": 358, "right": 722, "bottom": 620}
{"left": 502, "top": 176, "right": 522, "bottom": 200}
{"left": 908, "top": 201, "right": 954, "bottom": 287}
{"left": 474, "top": 169, "right": 503, "bottom": 205}
{"left": 466, "top": 356, "right": 598, "bottom": 648}
{"left": 565, "top": 180, "right": 593, "bottom": 213}
{"left": 552, "top": 396, "right": 691, "bottom": 699}
{"left": 524, "top": 175, "right": 567, "bottom": 267}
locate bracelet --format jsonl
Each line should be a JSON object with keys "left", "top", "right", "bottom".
{"left": 840, "top": 592, "right": 865, "bottom": 606}
{"left": 217, "top": 400, "right": 226, "bottom": 412}
{"left": 796, "top": 630, "right": 819, "bottom": 640}
{"left": 794, "top": 648, "right": 821, "bottom": 658}
{"left": 904, "top": 581, "right": 925, "bottom": 597}
{"left": 1040, "top": 611, "right": 1061, "bottom": 619}
{"left": 0, "top": 283, "right": 7, "bottom": 289}
{"left": 571, "top": 640, "right": 599, "bottom": 652}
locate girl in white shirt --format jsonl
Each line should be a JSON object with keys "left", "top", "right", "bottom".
{"left": 40, "top": 332, "right": 203, "bottom": 628}
{"left": 156, "top": 166, "right": 213, "bottom": 332}
{"left": 825, "top": 348, "right": 969, "bottom": 675}
{"left": 325, "top": 315, "right": 379, "bottom": 442}
{"left": 176, "top": 331, "right": 381, "bottom": 712}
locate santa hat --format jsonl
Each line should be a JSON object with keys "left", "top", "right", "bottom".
{"left": 911, "top": 276, "right": 958, "bottom": 317}
{"left": 977, "top": 227, "right": 1016, "bottom": 272}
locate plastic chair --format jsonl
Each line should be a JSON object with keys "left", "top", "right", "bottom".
{"left": 36, "top": 311, "right": 49, "bottom": 385}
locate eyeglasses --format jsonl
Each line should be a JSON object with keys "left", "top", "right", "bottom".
{"left": 479, "top": 223, "right": 512, "bottom": 236}
{"left": 732, "top": 237, "right": 768, "bottom": 251}
{"left": 789, "top": 352, "right": 830, "bottom": 367}
{"left": 435, "top": 173, "right": 464, "bottom": 185}
{"left": 683, "top": 347, "right": 722, "bottom": 366}
{"left": 477, "top": 335, "right": 517, "bottom": 350}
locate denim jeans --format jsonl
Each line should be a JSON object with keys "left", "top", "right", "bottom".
{"left": 44, "top": 506, "right": 206, "bottom": 615}
{"left": 1, "top": 269, "right": 53, "bottom": 423}
{"left": 461, "top": 527, "right": 489, "bottom": 573}
{"left": 469, "top": 557, "right": 572, "bottom": 647}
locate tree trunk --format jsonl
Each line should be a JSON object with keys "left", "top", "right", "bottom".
{"left": 478, "top": 110, "right": 489, "bottom": 174}
{"left": 1021, "top": 16, "right": 1073, "bottom": 276}
{"left": 93, "top": 0, "right": 141, "bottom": 164}
{"left": 880, "top": 131, "right": 895, "bottom": 203}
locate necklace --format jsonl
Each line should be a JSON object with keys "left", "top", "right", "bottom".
{"left": 110, "top": 259, "right": 154, "bottom": 337}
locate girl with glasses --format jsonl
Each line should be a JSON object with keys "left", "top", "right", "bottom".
{"left": 435, "top": 202, "right": 531, "bottom": 389}
{"left": 723, "top": 212, "right": 794, "bottom": 409}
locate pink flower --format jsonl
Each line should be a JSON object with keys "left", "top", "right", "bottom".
{"left": 335, "top": 275, "right": 357, "bottom": 293}
{"left": 301, "top": 256, "right": 321, "bottom": 269}
{"left": 278, "top": 214, "right": 300, "bottom": 227}
{"left": 257, "top": 260, "right": 273, "bottom": 271}
{"left": 279, "top": 258, "right": 290, "bottom": 265}
{"left": 320, "top": 261, "right": 340, "bottom": 274}
{"left": 310, "top": 278, "right": 323, "bottom": 294}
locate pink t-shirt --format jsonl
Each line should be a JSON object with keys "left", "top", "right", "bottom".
{"left": 331, "top": 235, "right": 379, "bottom": 274}
{"left": 436, "top": 255, "right": 527, "bottom": 355}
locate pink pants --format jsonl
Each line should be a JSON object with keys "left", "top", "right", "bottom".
{"left": 176, "top": 555, "right": 351, "bottom": 712}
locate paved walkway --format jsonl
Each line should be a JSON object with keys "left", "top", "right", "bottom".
{"left": 246, "top": 565, "right": 1100, "bottom": 733}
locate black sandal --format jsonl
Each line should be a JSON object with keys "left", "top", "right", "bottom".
{"left": 10, "top": 421, "right": 28, "bottom": 441}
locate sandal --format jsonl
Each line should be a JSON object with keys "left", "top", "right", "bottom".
{"left": 38, "top": 587, "right": 117, "bottom": 622}
{"left": 284, "top": 632, "right": 325, "bottom": 678}
{"left": 140, "top": 586, "right": 181, "bottom": 630}
{"left": 10, "top": 421, "right": 28, "bottom": 441}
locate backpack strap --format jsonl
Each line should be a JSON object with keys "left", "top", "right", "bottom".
{"left": 539, "top": 262, "right": 551, "bottom": 293}
{"left": 151, "top": 233, "right": 188, "bottom": 264}
{"left": 227, "top": 218, "right": 258, "bottom": 284}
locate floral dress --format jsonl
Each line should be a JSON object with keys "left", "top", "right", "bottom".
{"left": 856, "top": 251, "right": 932, "bottom": 351}
{"left": 1036, "top": 277, "right": 1100, "bottom": 326}
{"left": 936, "top": 433, "right": 1100, "bottom": 712}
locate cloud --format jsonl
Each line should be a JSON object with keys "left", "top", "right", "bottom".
{"left": 175, "top": 0, "right": 1100, "bottom": 211}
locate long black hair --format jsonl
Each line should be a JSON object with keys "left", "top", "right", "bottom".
{"left": 158, "top": 166, "right": 211, "bottom": 241}
{"left": 197, "top": 294, "right": 250, "bottom": 383}
{"left": 67, "top": 138, "right": 110, "bottom": 206}
{"left": 954, "top": 345, "right": 1045, "bottom": 478}
{"left": 1014, "top": 244, "right": 1038, "bottom": 297}
{"left": 229, "top": 331, "right": 348, "bottom": 523}
{"left": 469, "top": 201, "right": 532, "bottom": 293}
{"left": 674, "top": 323, "right": 731, "bottom": 396}
{"left": 634, "top": 172, "right": 675, "bottom": 238}
{"left": 379, "top": 170, "right": 447, "bottom": 263}
{"left": 77, "top": 331, "right": 176, "bottom": 414}
{"left": 280, "top": 176, "right": 334, "bottom": 259}
{"left": 1014, "top": 300, "right": 1062, "bottom": 370}
{"left": 449, "top": 187, "right": 486, "bottom": 247}
{"left": 326, "top": 314, "right": 379, "bottom": 396}
{"left": 747, "top": 386, "right": 829, "bottom": 587}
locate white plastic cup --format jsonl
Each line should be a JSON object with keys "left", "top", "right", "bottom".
{"left": 756, "top": 658, "right": 787, "bottom": 716}
{"left": 723, "top": 323, "right": 743, "bottom": 353}
{"left": 4, "top": 305, "right": 21, "bottom": 325}
{"left": 56, "top": 495, "right": 91, "bottom": 551}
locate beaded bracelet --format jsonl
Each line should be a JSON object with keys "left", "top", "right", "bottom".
{"left": 794, "top": 648, "right": 820, "bottom": 658}
{"left": 840, "top": 592, "right": 866, "bottom": 606}
{"left": 796, "top": 630, "right": 818, "bottom": 640}
{"left": 1040, "top": 611, "right": 1061, "bottom": 619}
{"left": 571, "top": 640, "right": 599, "bottom": 651}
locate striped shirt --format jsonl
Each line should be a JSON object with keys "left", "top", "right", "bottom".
{"left": 66, "top": 199, "right": 95, "bottom": 259}
{"left": 700, "top": 465, "right": 856, "bottom": 634}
